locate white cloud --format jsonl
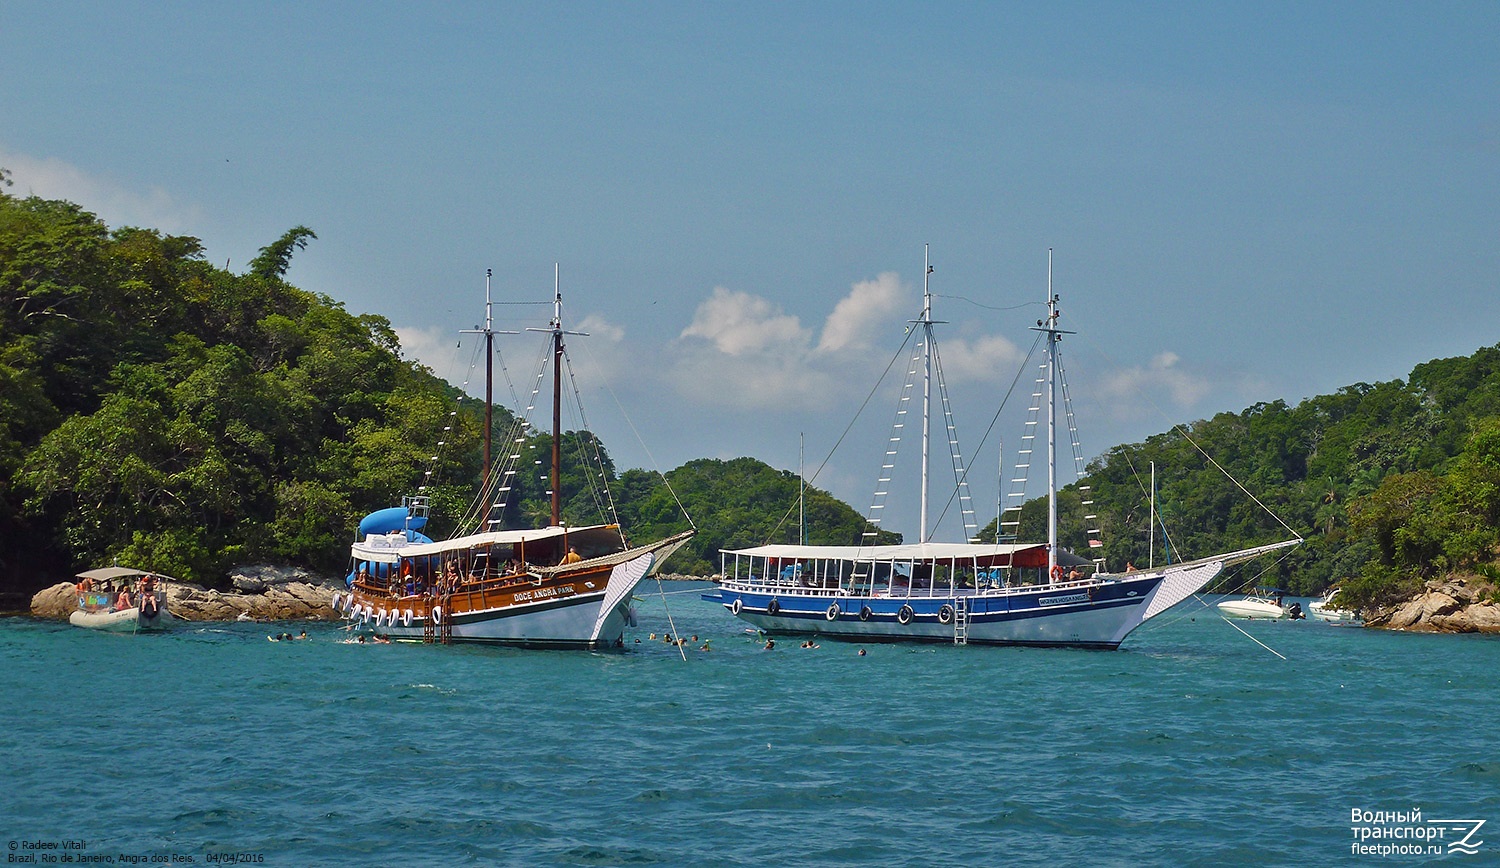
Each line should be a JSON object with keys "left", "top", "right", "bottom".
{"left": 395, "top": 325, "right": 474, "bottom": 386}
{"left": 679, "top": 286, "right": 810, "bottom": 355}
{"left": 0, "top": 148, "right": 202, "bottom": 233}
{"left": 672, "top": 273, "right": 1019, "bottom": 412}
{"left": 670, "top": 342, "right": 836, "bottom": 409}
{"left": 1098, "top": 351, "right": 1212, "bottom": 410}
{"left": 398, "top": 313, "right": 635, "bottom": 409}
{"left": 934, "top": 334, "right": 1025, "bottom": 383}
{"left": 576, "top": 313, "right": 624, "bottom": 343}
{"left": 816, "top": 271, "right": 907, "bottom": 353}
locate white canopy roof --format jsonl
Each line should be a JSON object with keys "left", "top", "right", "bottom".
{"left": 352, "top": 523, "right": 623, "bottom": 563}
{"left": 721, "top": 541, "right": 1047, "bottom": 563}
{"left": 76, "top": 566, "right": 179, "bottom": 582}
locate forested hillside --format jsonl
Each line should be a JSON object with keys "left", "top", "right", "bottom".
{"left": 4, "top": 182, "right": 1496, "bottom": 607}
{"left": 980, "top": 349, "right": 1500, "bottom": 603}
{"left": 0, "top": 186, "right": 884, "bottom": 594}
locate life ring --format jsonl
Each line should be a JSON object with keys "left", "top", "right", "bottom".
{"left": 730, "top": 598, "right": 743, "bottom": 615}
{"left": 859, "top": 605, "right": 872, "bottom": 622}
{"left": 766, "top": 598, "right": 781, "bottom": 616}
{"left": 825, "top": 603, "right": 840, "bottom": 621}
{"left": 431, "top": 606, "right": 443, "bottom": 625}
{"left": 897, "top": 605, "right": 914, "bottom": 625}
{"left": 402, "top": 609, "right": 414, "bottom": 627}
{"left": 938, "top": 604, "right": 954, "bottom": 624}
{"left": 1050, "top": 564, "right": 1064, "bottom": 581}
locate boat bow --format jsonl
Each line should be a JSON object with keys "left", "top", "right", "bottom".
{"left": 1141, "top": 538, "right": 1303, "bottom": 621}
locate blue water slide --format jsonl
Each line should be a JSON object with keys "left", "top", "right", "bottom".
{"left": 358, "top": 507, "right": 429, "bottom": 537}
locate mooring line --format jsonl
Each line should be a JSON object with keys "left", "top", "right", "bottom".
{"left": 1219, "top": 615, "right": 1287, "bottom": 660}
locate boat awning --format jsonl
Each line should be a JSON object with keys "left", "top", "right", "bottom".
{"left": 76, "top": 567, "right": 179, "bottom": 582}
{"left": 720, "top": 541, "right": 1050, "bottom": 568}
{"left": 352, "top": 523, "right": 625, "bottom": 564}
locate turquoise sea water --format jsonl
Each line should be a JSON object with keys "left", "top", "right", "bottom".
{"left": 3, "top": 585, "right": 1498, "bottom": 867}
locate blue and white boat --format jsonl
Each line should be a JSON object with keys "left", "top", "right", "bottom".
{"left": 709, "top": 252, "right": 1300, "bottom": 648}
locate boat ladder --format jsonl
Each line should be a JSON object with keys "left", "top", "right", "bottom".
{"left": 422, "top": 598, "right": 436, "bottom": 644}
{"left": 953, "top": 597, "right": 969, "bottom": 645}
{"left": 439, "top": 592, "right": 453, "bottom": 645}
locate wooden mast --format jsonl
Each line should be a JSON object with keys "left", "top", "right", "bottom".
{"left": 551, "top": 264, "right": 563, "bottom": 527}
{"left": 525, "top": 264, "right": 586, "bottom": 528}
{"left": 485, "top": 270, "right": 495, "bottom": 528}
{"left": 461, "top": 270, "right": 516, "bottom": 530}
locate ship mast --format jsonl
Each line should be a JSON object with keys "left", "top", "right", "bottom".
{"left": 1030, "top": 250, "right": 1072, "bottom": 581}
{"left": 460, "top": 269, "right": 517, "bottom": 530}
{"left": 527, "top": 264, "right": 587, "bottom": 528}
{"left": 918, "top": 244, "right": 937, "bottom": 543}
{"left": 551, "top": 265, "right": 563, "bottom": 527}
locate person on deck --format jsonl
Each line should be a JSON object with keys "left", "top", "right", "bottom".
{"left": 562, "top": 547, "right": 583, "bottom": 565}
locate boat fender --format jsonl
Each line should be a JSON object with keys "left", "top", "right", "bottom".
{"left": 402, "top": 609, "right": 413, "bottom": 627}
{"left": 897, "top": 605, "right": 914, "bottom": 625}
{"left": 938, "top": 604, "right": 954, "bottom": 625}
{"left": 431, "top": 606, "right": 443, "bottom": 625}
{"left": 330, "top": 592, "right": 342, "bottom": 611}
{"left": 730, "top": 598, "right": 743, "bottom": 616}
{"left": 378, "top": 609, "right": 389, "bottom": 627}
{"left": 859, "top": 605, "right": 872, "bottom": 622}
{"left": 766, "top": 598, "right": 781, "bottom": 616}
{"left": 825, "top": 603, "right": 840, "bottom": 621}
{"left": 1050, "top": 564, "right": 1064, "bottom": 581}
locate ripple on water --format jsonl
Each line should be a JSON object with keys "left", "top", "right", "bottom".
{"left": 2, "top": 602, "right": 1499, "bottom": 865}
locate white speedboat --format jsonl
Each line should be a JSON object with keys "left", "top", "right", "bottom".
{"left": 1309, "top": 589, "right": 1362, "bottom": 626}
{"left": 1216, "top": 594, "right": 1288, "bottom": 619}
{"left": 68, "top": 567, "right": 171, "bottom": 632}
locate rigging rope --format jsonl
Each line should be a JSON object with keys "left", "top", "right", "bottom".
{"left": 760, "top": 320, "right": 921, "bottom": 546}
{"left": 1074, "top": 328, "right": 1305, "bottom": 541}
{"left": 576, "top": 339, "right": 697, "bottom": 531}
{"left": 931, "top": 331, "right": 1045, "bottom": 539}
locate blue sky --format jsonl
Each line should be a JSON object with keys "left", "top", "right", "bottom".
{"left": 3, "top": 2, "right": 1497, "bottom": 543}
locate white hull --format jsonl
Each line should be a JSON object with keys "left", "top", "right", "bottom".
{"left": 345, "top": 551, "right": 656, "bottom": 649}
{"left": 1309, "top": 599, "right": 1361, "bottom": 625}
{"left": 730, "top": 591, "right": 1154, "bottom": 648}
{"left": 715, "top": 559, "right": 1240, "bottom": 649}
{"left": 1216, "top": 597, "right": 1287, "bottom": 619}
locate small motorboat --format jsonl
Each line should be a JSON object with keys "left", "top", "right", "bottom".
{"left": 1217, "top": 590, "right": 1290, "bottom": 620}
{"left": 1310, "top": 588, "right": 1362, "bottom": 626}
{"left": 68, "top": 567, "right": 171, "bottom": 632}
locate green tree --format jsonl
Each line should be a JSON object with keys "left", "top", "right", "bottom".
{"left": 248, "top": 225, "right": 317, "bottom": 279}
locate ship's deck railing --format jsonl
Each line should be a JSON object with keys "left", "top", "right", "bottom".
{"left": 717, "top": 572, "right": 1110, "bottom": 600}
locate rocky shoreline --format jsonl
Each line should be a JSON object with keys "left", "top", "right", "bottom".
{"left": 30, "top": 564, "right": 342, "bottom": 622}
{"left": 1364, "top": 576, "right": 1500, "bottom": 634}
{"left": 28, "top": 566, "right": 717, "bottom": 622}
